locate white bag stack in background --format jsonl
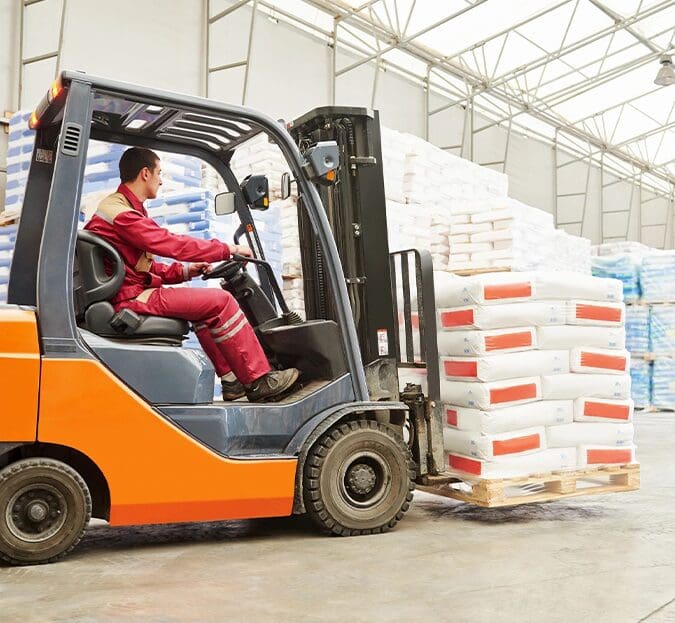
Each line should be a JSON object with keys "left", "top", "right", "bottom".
{"left": 439, "top": 271, "right": 636, "bottom": 479}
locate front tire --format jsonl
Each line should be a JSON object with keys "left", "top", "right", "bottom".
{"left": 303, "top": 420, "right": 415, "bottom": 536}
{"left": 0, "top": 458, "right": 92, "bottom": 565}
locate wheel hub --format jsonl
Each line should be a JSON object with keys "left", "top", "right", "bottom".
{"left": 6, "top": 485, "right": 67, "bottom": 543}
{"left": 347, "top": 463, "right": 377, "bottom": 495}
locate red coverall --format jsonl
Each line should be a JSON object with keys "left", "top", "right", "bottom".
{"left": 84, "top": 183, "right": 271, "bottom": 384}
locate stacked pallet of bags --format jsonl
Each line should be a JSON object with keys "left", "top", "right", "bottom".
{"left": 436, "top": 271, "right": 636, "bottom": 478}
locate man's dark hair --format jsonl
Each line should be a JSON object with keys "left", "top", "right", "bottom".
{"left": 119, "top": 147, "right": 160, "bottom": 183}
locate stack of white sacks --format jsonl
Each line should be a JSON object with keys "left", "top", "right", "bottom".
{"left": 436, "top": 270, "right": 635, "bottom": 479}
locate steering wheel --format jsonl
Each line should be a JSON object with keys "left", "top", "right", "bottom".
{"left": 201, "top": 254, "right": 249, "bottom": 280}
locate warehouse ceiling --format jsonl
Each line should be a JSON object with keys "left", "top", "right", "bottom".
{"left": 255, "top": 0, "right": 674, "bottom": 192}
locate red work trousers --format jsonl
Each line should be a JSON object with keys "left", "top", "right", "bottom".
{"left": 121, "top": 287, "right": 271, "bottom": 384}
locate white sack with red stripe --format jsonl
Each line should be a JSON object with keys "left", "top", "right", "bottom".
{"left": 570, "top": 347, "right": 630, "bottom": 374}
{"left": 437, "top": 302, "right": 566, "bottom": 331}
{"left": 441, "top": 376, "right": 541, "bottom": 410}
{"left": 441, "top": 350, "right": 568, "bottom": 382}
{"left": 437, "top": 327, "right": 536, "bottom": 356}
{"left": 444, "top": 400, "right": 573, "bottom": 434}
{"left": 546, "top": 422, "right": 634, "bottom": 448}
{"left": 566, "top": 300, "right": 625, "bottom": 326}
{"left": 577, "top": 445, "right": 636, "bottom": 468}
{"left": 542, "top": 373, "right": 630, "bottom": 400}
{"left": 536, "top": 326, "right": 625, "bottom": 350}
{"left": 446, "top": 447, "right": 577, "bottom": 479}
{"left": 573, "top": 397, "right": 633, "bottom": 423}
{"left": 443, "top": 426, "right": 546, "bottom": 460}
{"left": 533, "top": 272, "right": 623, "bottom": 302}
{"left": 434, "top": 271, "right": 534, "bottom": 307}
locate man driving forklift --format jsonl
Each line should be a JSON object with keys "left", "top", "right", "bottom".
{"left": 84, "top": 146, "right": 299, "bottom": 402}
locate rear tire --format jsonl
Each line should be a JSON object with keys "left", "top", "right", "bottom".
{"left": 0, "top": 458, "right": 91, "bottom": 565}
{"left": 303, "top": 420, "right": 415, "bottom": 536}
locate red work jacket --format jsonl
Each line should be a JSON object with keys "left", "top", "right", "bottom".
{"left": 84, "top": 184, "right": 231, "bottom": 306}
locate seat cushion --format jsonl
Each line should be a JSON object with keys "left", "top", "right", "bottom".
{"left": 85, "top": 301, "right": 188, "bottom": 339}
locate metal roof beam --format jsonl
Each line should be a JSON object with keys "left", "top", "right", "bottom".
{"left": 587, "top": 0, "right": 661, "bottom": 54}
{"left": 487, "top": 0, "right": 672, "bottom": 88}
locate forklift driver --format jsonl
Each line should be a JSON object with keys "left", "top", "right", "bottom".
{"left": 83, "top": 147, "right": 299, "bottom": 402}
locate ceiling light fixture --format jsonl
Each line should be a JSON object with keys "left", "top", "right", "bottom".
{"left": 654, "top": 54, "right": 675, "bottom": 86}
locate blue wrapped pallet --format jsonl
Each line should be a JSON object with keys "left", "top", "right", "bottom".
{"left": 625, "top": 304, "right": 650, "bottom": 353}
{"left": 649, "top": 305, "right": 675, "bottom": 354}
{"left": 591, "top": 253, "right": 641, "bottom": 302}
{"left": 641, "top": 252, "right": 675, "bottom": 303}
{"left": 651, "top": 357, "right": 675, "bottom": 409}
{"left": 630, "top": 357, "right": 651, "bottom": 408}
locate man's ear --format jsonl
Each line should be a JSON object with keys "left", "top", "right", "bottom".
{"left": 140, "top": 167, "right": 150, "bottom": 181}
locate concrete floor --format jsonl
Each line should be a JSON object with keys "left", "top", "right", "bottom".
{"left": 1, "top": 412, "right": 674, "bottom": 623}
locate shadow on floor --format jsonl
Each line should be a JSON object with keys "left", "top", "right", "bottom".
{"left": 414, "top": 496, "right": 606, "bottom": 524}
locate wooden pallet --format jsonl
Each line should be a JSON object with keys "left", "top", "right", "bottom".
{"left": 451, "top": 266, "right": 511, "bottom": 276}
{"left": 418, "top": 463, "right": 640, "bottom": 508}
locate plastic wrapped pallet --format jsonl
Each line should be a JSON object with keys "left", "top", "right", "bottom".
{"left": 573, "top": 397, "right": 633, "bottom": 422}
{"left": 649, "top": 305, "right": 675, "bottom": 354}
{"left": 441, "top": 350, "right": 569, "bottom": 382}
{"left": 447, "top": 447, "right": 577, "bottom": 479}
{"left": 445, "top": 400, "right": 573, "bottom": 434}
{"left": 591, "top": 254, "right": 641, "bottom": 302}
{"left": 443, "top": 426, "right": 546, "bottom": 460}
{"left": 546, "top": 422, "right": 634, "bottom": 448}
{"left": 640, "top": 252, "right": 675, "bottom": 303}
{"left": 629, "top": 357, "right": 651, "bottom": 408}
{"left": 625, "top": 305, "right": 650, "bottom": 353}
{"left": 651, "top": 358, "right": 675, "bottom": 409}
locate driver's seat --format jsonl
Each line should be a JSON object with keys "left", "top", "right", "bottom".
{"left": 74, "top": 230, "right": 189, "bottom": 345}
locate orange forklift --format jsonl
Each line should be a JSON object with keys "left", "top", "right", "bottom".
{"left": 0, "top": 72, "right": 444, "bottom": 564}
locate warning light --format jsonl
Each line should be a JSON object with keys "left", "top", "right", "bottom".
{"left": 49, "top": 80, "right": 63, "bottom": 101}
{"left": 28, "top": 111, "right": 39, "bottom": 129}
{"left": 325, "top": 170, "right": 336, "bottom": 182}
{"left": 263, "top": 197, "right": 269, "bottom": 207}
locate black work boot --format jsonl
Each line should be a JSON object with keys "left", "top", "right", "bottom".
{"left": 245, "top": 368, "right": 300, "bottom": 403}
{"left": 221, "top": 378, "right": 246, "bottom": 401}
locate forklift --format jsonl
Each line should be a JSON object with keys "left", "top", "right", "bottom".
{"left": 0, "top": 72, "right": 444, "bottom": 565}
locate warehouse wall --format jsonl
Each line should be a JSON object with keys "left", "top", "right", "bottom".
{"left": 0, "top": 0, "right": 670, "bottom": 247}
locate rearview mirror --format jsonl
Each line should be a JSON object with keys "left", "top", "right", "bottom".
{"left": 281, "top": 172, "right": 292, "bottom": 200}
{"left": 214, "top": 192, "right": 236, "bottom": 216}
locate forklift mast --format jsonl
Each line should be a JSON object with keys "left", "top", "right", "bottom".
{"left": 288, "top": 107, "right": 394, "bottom": 367}
{"left": 289, "top": 108, "right": 445, "bottom": 477}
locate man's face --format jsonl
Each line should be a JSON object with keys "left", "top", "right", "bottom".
{"left": 142, "top": 160, "right": 162, "bottom": 199}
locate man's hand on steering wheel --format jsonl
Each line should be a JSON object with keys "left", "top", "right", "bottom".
{"left": 230, "top": 244, "right": 253, "bottom": 258}
{"left": 188, "top": 262, "right": 212, "bottom": 278}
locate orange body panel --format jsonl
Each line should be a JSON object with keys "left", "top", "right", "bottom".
{"left": 0, "top": 308, "right": 40, "bottom": 441}
{"left": 38, "top": 359, "right": 297, "bottom": 525}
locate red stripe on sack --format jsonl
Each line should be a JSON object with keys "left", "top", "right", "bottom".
{"left": 580, "top": 351, "right": 627, "bottom": 371}
{"left": 490, "top": 382, "right": 537, "bottom": 405}
{"left": 575, "top": 303, "right": 622, "bottom": 322}
{"left": 492, "top": 433, "right": 541, "bottom": 456}
{"left": 441, "top": 309, "right": 474, "bottom": 328}
{"left": 483, "top": 282, "right": 532, "bottom": 300}
{"left": 586, "top": 448, "right": 632, "bottom": 464}
{"left": 446, "top": 408, "right": 458, "bottom": 426}
{"left": 449, "top": 454, "right": 482, "bottom": 475}
{"left": 583, "top": 400, "right": 630, "bottom": 420}
{"left": 444, "top": 360, "right": 478, "bottom": 378}
{"left": 485, "top": 330, "right": 533, "bottom": 351}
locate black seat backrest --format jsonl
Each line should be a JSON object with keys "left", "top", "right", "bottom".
{"left": 75, "top": 230, "right": 126, "bottom": 311}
